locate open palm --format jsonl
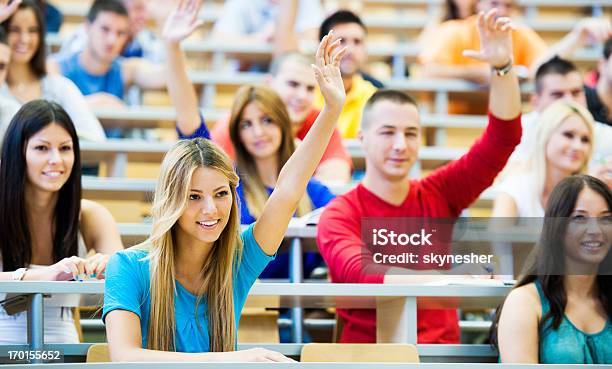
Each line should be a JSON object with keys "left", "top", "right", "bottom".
{"left": 0, "top": 0, "right": 21, "bottom": 24}
{"left": 463, "top": 9, "right": 513, "bottom": 68}
{"left": 313, "top": 31, "right": 347, "bottom": 111}
{"left": 162, "top": 0, "right": 204, "bottom": 43}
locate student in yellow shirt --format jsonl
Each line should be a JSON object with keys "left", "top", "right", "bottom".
{"left": 314, "top": 10, "right": 379, "bottom": 139}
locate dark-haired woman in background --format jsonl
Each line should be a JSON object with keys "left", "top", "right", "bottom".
{"left": 491, "top": 174, "right": 612, "bottom": 363}
{"left": 0, "top": 100, "right": 122, "bottom": 343}
{"left": 0, "top": 0, "right": 105, "bottom": 142}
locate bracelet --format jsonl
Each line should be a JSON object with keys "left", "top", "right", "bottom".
{"left": 492, "top": 60, "right": 513, "bottom": 76}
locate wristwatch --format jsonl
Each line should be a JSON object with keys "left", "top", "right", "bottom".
{"left": 492, "top": 60, "right": 513, "bottom": 76}
{"left": 12, "top": 268, "right": 27, "bottom": 281}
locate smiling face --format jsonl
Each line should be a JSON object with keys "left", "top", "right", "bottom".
{"left": 7, "top": 7, "right": 40, "bottom": 66}
{"left": 269, "top": 59, "right": 316, "bottom": 125}
{"left": 123, "top": 0, "right": 147, "bottom": 35}
{"left": 175, "top": 166, "right": 233, "bottom": 248}
{"left": 25, "top": 123, "right": 75, "bottom": 194}
{"left": 545, "top": 114, "right": 591, "bottom": 175}
{"left": 564, "top": 187, "right": 612, "bottom": 272}
{"left": 238, "top": 102, "right": 283, "bottom": 161}
{"left": 360, "top": 100, "right": 421, "bottom": 182}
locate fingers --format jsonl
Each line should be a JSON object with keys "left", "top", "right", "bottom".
{"left": 188, "top": 19, "right": 205, "bottom": 34}
{"left": 0, "top": 0, "right": 21, "bottom": 19}
{"left": 484, "top": 8, "right": 497, "bottom": 31}
{"left": 311, "top": 64, "right": 324, "bottom": 85}
{"left": 66, "top": 256, "right": 88, "bottom": 280}
{"left": 494, "top": 17, "right": 512, "bottom": 33}
{"left": 186, "top": 0, "right": 203, "bottom": 15}
{"left": 84, "top": 253, "right": 107, "bottom": 278}
{"left": 63, "top": 256, "right": 83, "bottom": 280}
{"left": 331, "top": 46, "right": 347, "bottom": 67}
{"left": 578, "top": 18, "right": 611, "bottom": 42}
{"left": 315, "top": 34, "right": 328, "bottom": 69}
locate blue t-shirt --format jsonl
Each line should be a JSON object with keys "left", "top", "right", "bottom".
{"left": 58, "top": 52, "right": 125, "bottom": 100}
{"left": 102, "top": 223, "right": 274, "bottom": 352}
{"left": 237, "top": 177, "right": 334, "bottom": 279}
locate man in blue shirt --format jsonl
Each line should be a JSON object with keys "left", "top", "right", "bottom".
{"left": 52, "top": 0, "right": 165, "bottom": 109}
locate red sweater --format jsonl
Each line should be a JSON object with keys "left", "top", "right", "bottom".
{"left": 317, "top": 113, "right": 521, "bottom": 343}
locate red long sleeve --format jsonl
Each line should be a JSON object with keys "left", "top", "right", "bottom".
{"left": 316, "top": 112, "right": 522, "bottom": 343}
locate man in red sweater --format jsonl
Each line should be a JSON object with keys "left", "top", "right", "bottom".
{"left": 317, "top": 10, "right": 522, "bottom": 344}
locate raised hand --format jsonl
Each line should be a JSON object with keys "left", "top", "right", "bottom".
{"left": 463, "top": 9, "right": 513, "bottom": 68}
{"left": 571, "top": 18, "right": 612, "bottom": 47}
{"left": 312, "top": 31, "right": 347, "bottom": 112}
{"left": 0, "top": 0, "right": 21, "bottom": 24}
{"left": 161, "top": 0, "right": 204, "bottom": 44}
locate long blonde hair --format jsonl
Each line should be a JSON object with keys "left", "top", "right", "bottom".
{"left": 136, "top": 138, "right": 241, "bottom": 352}
{"left": 527, "top": 100, "right": 594, "bottom": 201}
{"left": 228, "top": 84, "right": 312, "bottom": 219}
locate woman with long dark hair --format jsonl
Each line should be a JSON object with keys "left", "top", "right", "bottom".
{"left": 491, "top": 174, "right": 612, "bottom": 363}
{"left": 0, "top": 100, "right": 122, "bottom": 343}
{"left": 0, "top": 0, "right": 105, "bottom": 142}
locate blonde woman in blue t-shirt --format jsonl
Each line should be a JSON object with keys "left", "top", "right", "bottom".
{"left": 103, "top": 0, "right": 346, "bottom": 361}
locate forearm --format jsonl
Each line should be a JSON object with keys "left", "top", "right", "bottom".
{"left": 276, "top": 106, "right": 342, "bottom": 199}
{"left": 273, "top": 0, "right": 299, "bottom": 55}
{"left": 488, "top": 68, "right": 520, "bottom": 120}
{"left": 0, "top": 268, "right": 57, "bottom": 281}
{"left": 165, "top": 41, "right": 201, "bottom": 135}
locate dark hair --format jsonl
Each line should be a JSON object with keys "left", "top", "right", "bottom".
{"left": 0, "top": 27, "right": 6, "bottom": 44}
{"left": 443, "top": 0, "right": 476, "bottom": 21}
{"left": 490, "top": 174, "right": 612, "bottom": 348}
{"left": 319, "top": 10, "right": 366, "bottom": 41}
{"left": 361, "top": 89, "right": 418, "bottom": 129}
{"left": 534, "top": 56, "right": 577, "bottom": 94}
{"left": 1, "top": 0, "right": 47, "bottom": 78}
{"left": 604, "top": 37, "right": 611, "bottom": 60}
{"left": 87, "top": 0, "right": 128, "bottom": 23}
{"left": 0, "top": 100, "right": 82, "bottom": 272}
